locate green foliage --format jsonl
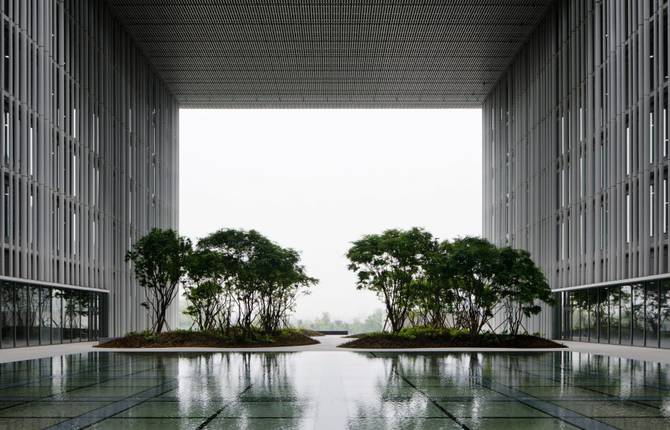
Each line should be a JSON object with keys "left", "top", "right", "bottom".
{"left": 348, "top": 229, "right": 554, "bottom": 337}
{"left": 125, "top": 228, "right": 192, "bottom": 334}
{"left": 103, "top": 327, "right": 319, "bottom": 348}
{"left": 356, "top": 326, "right": 467, "bottom": 340}
{"left": 395, "top": 326, "right": 464, "bottom": 339}
{"left": 126, "top": 227, "right": 316, "bottom": 341}
{"left": 496, "top": 247, "right": 554, "bottom": 335}
{"left": 434, "top": 237, "right": 502, "bottom": 336}
{"left": 346, "top": 228, "right": 437, "bottom": 333}
{"left": 181, "top": 228, "right": 317, "bottom": 339}
{"left": 182, "top": 280, "right": 225, "bottom": 331}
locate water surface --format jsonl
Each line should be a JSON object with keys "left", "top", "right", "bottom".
{"left": 0, "top": 351, "right": 668, "bottom": 429}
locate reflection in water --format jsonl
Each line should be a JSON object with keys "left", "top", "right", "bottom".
{"left": 0, "top": 351, "right": 668, "bottom": 429}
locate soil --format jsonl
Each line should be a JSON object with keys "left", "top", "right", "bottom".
{"left": 96, "top": 330, "right": 320, "bottom": 349}
{"left": 338, "top": 334, "right": 565, "bottom": 349}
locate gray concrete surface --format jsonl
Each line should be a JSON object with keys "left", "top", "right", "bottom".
{"left": 1, "top": 336, "right": 669, "bottom": 365}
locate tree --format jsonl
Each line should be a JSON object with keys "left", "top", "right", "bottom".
{"left": 184, "top": 248, "right": 236, "bottom": 330}
{"left": 409, "top": 276, "right": 455, "bottom": 329}
{"left": 198, "top": 229, "right": 269, "bottom": 334}
{"left": 346, "top": 228, "right": 437, "bottom": 333}
{"left": 496, "top": 247, "right": 554, "bottom": 335}
{"left": 183, "top": 280, "right": 225, "bottom": 331}
{"left": 438, "top": 237, "right": 501, "bottom": 336}
{"left": 254, "top": 244, "right": 317, "bottom": 332}
{"left": 413, "top": 247, "right": 458, "bottom": 328}
{"left": 126, "top": 228, "right": 192, "bottom": 334}
{"left": 196, "top": 228, "right": 317, "bottom": 335}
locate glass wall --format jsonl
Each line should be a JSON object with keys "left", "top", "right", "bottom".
{"left": 610, "top": 287, "right": 621, "bottom": 344}
{"left": 620, "top": 285, "right": 632, "bottom": 345}
{"left": 1, "top": 283, "right": 14, "bottom": 348}
{"left": 632, "top": 284, "right": 645, "bottom": 346}
{"left": 596, "top": 288, "right": 609, "bottom": 343}
{"left": 51, "top": 289, "right": 62, "bottom": 344}
{"left": 661, "top": 280, "right": 670, "bottom": 348}
{"left": 563, "top": 278, "right": 670, "bottom": 348}
{"left": 0, "top": 280, "right": 106, "bottom": 349}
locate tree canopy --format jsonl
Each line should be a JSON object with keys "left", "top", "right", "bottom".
{"left": 125, "top": 228, "right": 192, "bottom": 334}
{"left": 346, "top": 227, "right": 437, "bottom": 333}
{"left": 348, "top": 231, "right": 554, "bottom": 336}
{"left": 188, "top": 228, "right": 317, "bottom": 335}
{"left": 126, "top": 228, "right": 316, "bottom": 338}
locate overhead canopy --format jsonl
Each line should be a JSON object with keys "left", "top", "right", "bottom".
{"left": 106, "top": 1, "right": 553, "bottom": 108}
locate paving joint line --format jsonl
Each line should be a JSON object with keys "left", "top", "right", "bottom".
{"left": 498, "top": 361, "right": 667, "bottom": 413}
{"left": 196, "top": 383, "right": 253, "bottom": 430}
{"left": 46, "top": 378, "right": 180, "bottom": 430}
{"left": 0, "top": 362, "right": 166, "bottom": 418}
{"left": 0, "top": 353, "right": 141, "bottom": 391}
{"left": 369, "top": 352, "right": 471, "bottom": 430}
{"left": 479, "top": 376, "right": 619, "bottom": 430}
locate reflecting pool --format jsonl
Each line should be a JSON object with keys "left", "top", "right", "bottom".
{"left": 0, "top": 351, "right": 668, "bottom": 429}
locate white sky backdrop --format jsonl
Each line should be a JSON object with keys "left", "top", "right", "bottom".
{"left": 179, "top": 109, "right": 482, "bottom": 321}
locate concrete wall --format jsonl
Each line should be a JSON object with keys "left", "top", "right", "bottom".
{"left": 0, "top": 0, "right": 179, "bottom": 337}
{"left": 483, "top": 0, "right": 669, "bottom": 338}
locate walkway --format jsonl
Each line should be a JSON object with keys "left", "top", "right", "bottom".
{"left": 1, "top": 336, "right": 669, "bottom": 365}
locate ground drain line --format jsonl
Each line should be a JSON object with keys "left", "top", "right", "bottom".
{"left": 479, "top": 377, "right": 618, "bottom": 430}
{"left": 498, "top": 360, "right": 664, "bottom": 410}
{"left": 196, "top": 383, "right": 253, "bottom": 430}
{"left": 0, "top": 362, "right": 166, "bottom": 417}
{"left": 0, "top": 354, "right": 136, "bottom": 391}
{"left": 46, "top": 380, "right": 179, "bottom": 430}
{"left": 369, "top": 352, "right": 471, "bottom": 430}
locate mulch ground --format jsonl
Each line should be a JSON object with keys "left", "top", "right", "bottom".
{"left": 96, "top": 331, "right": 320, "bottom": 348}
{"left": 339, "top": 334, "right": 565, "bottom": 349}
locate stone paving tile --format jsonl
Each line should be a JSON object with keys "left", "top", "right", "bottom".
{"left": 0, "top": 349, "right": 667, "bottom": 429}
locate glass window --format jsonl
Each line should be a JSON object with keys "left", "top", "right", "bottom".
{"left": 587, "top": 289, "right": 596, "bottom": 341}
{"left": 645, "top": 282, "right": 660, "bottom": 348}
{"left": 633, "top": 284, "right": 646, "bottom": 346}
{"left": 0, "top": 284, "right": 105, "bottom": 348}
{"left": 610, "top": 287, "right": 621, "bottom": 344}
{"left": 621, "top": 285, "right": 633, "bottom": 345}
{"left": 28, "top": 287, "right": 39, "bottom": 346}
{"left": 571, "top": 291, "right": 581, "bottom": 341}
{"left": 661, "top": 281, "right": 670, "bottom": 348}
{"left": 80, "top": 293, "right": 89, "bottom": 342}
{"left": 100, "top": 294, "right": 108, "bottom": 338}
{"left": 562, "top": 292, "right": 571, "bottom": 339}
{"left": 39, "top": 288, "right": 51, "bottom": 345}
{"left": 90, "top": 294, "right": 98, "bottom": 340}
{"left": 51, "top": 289, "right": 62, "bottom": 344}
{"left": 580, "top": 290, "right": 590, "bottom": 341}
{"left": 1, "top": 283, "right": 14, "bottom": 348}
{"left": 597, "top": 288, "right": 610, "bottom": 343}
{"left": 14, "top": 285, "right": 27, "bottom": 347}
{"left": 64, "top": 291, "right": 77, "bottom": 343}
{"left": 71, "top": 293, "right": 81, "bottom": 343}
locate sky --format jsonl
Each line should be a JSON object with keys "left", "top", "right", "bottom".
{"left": 179, "top": 109, "right": 482, "bottom": 321}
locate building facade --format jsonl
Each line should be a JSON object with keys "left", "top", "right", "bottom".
{"left": 483, "top": 0, "right": 670, "bottom": 347}
{"left": 2, "top": 0, "right": 668, "bottom": 349}
{"left": 0, "top": 0, "right": 179, "bottom": 347}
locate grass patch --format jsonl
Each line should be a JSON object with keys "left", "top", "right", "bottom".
{"left": 96, "top": 328, "right": 319, "bottom": 348}
{"left": 338, "top": 327, "right": 564, "bottom": 349}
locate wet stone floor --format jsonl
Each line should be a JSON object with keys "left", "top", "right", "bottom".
{"left": 0, "top": 351, "right": 668, "bottom": 429}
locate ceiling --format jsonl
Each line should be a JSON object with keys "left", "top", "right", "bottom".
{"left": 105, "top": 1, "right": 554, "bottom": 108}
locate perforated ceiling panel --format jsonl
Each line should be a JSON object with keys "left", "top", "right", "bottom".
{"left": 105, "top": 1, "right": 554, "bottom": 108}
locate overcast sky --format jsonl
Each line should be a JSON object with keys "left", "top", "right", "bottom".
{"left": 179, "top": 109, "right": 482, "bottom": 321}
